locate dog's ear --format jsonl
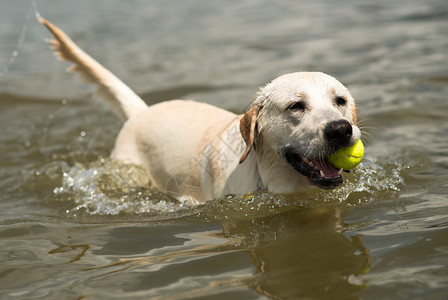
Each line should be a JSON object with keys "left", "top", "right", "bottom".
{"left": 239, "top": 105, "right": 259, "bottom": 164}
{"left": 352, "top": 105, "right": 358, "bottom": 125}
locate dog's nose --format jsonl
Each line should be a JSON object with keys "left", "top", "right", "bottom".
{"left": 324, "top": 119, "right": 352, "bottom": 148}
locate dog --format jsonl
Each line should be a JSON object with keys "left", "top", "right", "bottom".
{"left": 41, "top": 18, "right": 361, "bottom": 203}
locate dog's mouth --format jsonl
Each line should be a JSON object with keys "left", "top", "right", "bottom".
{"left": 284, "top": 151, "right": 343, "bottom": 190}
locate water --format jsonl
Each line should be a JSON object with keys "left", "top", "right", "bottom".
{"left": 1, "top": 0, "right": 448, "bottom": 299}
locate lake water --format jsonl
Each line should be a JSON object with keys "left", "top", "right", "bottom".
{"left": 1, "top": 0, "right": 448, "bottom": 299}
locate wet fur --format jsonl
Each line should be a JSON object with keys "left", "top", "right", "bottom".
{"left": 41, "top": 18, "right": 360, "bottom": 203}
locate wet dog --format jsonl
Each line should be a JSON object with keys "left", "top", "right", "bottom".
{"left": 41, "top": 18, "right": 360, "bottom": 203}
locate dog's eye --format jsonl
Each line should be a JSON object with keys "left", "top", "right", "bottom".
{"left": 288, "top": 101, "right": 306, "bottom": 111}
{"left": 335, "top": 96, "right": 347, "bottom": 106}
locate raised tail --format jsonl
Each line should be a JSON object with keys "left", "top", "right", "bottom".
{"left": 40, "top": 18, "right": 147, "bottom": 120}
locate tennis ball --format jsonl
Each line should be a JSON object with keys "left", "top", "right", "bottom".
{"left": 328, "top": 139, "right": 364, "bottom": 170}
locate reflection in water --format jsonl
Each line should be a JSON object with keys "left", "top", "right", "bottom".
{"left": 62, "top": 207, "right": 371, "bottom": 299}
{"left": 40, "top": 154, "right": 405, "bottom": 298}
{"left": 19, "top": 145, "right": 406, "bottom": 298}
{"left": 222, "top": 208, "right": 371, "bottom": 299}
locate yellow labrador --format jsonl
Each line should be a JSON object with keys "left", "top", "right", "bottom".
{"left": 41, "top": 19, "right": 361, "bottom": 203}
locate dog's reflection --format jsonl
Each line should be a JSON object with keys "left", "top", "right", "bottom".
{"left": 221, "top": 207, "right": 371, "bottom": 299}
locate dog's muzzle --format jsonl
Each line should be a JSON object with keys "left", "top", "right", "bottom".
{"left": 285, "top": 119, "right": 354, "bottom": 189}
{"left": 285, "top": 152, "right": 343, "bottom": 189}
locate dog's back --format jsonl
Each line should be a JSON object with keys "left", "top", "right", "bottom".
{"left": 112, "top": 100, "right": 246, "bottom": 201}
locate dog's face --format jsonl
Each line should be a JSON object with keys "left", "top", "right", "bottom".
{"left": 240, "top": 72, "right": 360, "bottom": 190}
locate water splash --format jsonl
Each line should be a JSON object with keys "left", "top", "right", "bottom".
{"left": 51, "top": 154, "right": 409, "bottom": 219}
{"left": 53, "top": 158, "right": 193, "bottom": 216}
{"left": 204, "top": 157, "right": 407, "bottom": 221}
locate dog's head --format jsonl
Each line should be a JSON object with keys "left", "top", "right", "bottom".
{"left": 240, "top": 72, "right": 360, "bottom": 190}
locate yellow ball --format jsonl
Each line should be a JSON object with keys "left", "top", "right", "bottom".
{"left": 328, "top": 139, "right": 364, "bottom": 170}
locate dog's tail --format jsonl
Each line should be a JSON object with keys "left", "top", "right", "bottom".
{"left": 40, "top": 18, "right": 147, "bottom": 120}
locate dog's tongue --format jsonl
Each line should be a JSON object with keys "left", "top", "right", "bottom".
{"left": 314, "top": 160, "right": 340, "bottom": 178}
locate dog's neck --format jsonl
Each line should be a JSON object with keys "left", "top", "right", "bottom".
{"left": 220, "top": 141, "right": 261, "bottom": 197}
{"left": 256, "top": 149, "right": 311, "bottom": 194}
